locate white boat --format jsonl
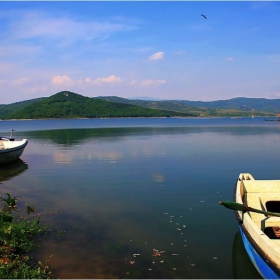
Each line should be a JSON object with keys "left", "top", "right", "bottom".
{"left": 0, "top": 132, "right": 28, "bottom": 164}
{"left": 234, "top": 173, "right": 280, "bottom": 278}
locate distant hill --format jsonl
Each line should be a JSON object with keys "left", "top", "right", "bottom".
{"left": 0, "top": 91, "right": 194, "bottom": 119}
{"left": 173, "top": 97, "right": 280, "bottom": 113}
{"left": 0, "top": 98, "right": 44, "bottom": 116}
{"left": 97, "top": 96, "right": 278, "bottom": 116}
{"left": 1, "top": 92, "right": 280, "bottom": 120}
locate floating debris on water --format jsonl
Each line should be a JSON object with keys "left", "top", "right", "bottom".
{"left": 183, "top": 225, "right": 186, "bottom": 228}
{"left": 177, "top": 228, "right": 181, "bottom": 231}
{"left": 173, "top": 268, "right": 177, "bottom": 271}
{"left": 130, "top": 261, "right": 135, "bottom": 265}
{"left": 160, "top": 260, "right": 164, "bottom": 263}
{"left": 191, "top": 264, "right": 196, "bottom": 267}
{"left": 148, "top": 268, "right": 153, "bottom": 271}
{"left": 133, "top": 254, "right": 140, "bottom": 257}
{"left": 213, "top": 257, "right": 218, "bottom": 260}
{"left": 170, "top": 243, "right": 174, "bottom": 245}
{"left": 172, "top": 253, "right": 178, "bottom": 256}
{"left": 164, "top": 212, "right": 168, "bottom": 214}
{"left": 190, "top": 208, "right": 192, "bottom": 210}
{"left": 153, "top": 249, "right": 161, "bottom": 257}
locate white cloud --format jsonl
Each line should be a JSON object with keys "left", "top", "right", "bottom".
{"left": 91, "top": 75, "right": 122, "bottom": 85}
{"left": 52, "top": 75, "right": 73, "bottom": 86}
{"left": 148, "top": 52, "right": 164, "bottom": 61}
{"left": 52, "top": 74, "right": 122, "bottom": 87}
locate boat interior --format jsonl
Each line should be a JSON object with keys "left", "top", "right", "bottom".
{"left": 0, "top": 140, "right": 5, "bottom": 150}
{"left": 239, "top": 173, "right": 280, "bottom": 239}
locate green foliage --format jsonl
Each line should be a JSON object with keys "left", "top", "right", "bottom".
{"left": 0, "top": 193, "right": 53, "bottom": 279}
{"left": 0, "top": 98, "right": 44, "bottom": 118}
{"left": 1, "top": 91, "right": 193, "bottom": 119}
{"left": 98, "top": 96, "right": 278, "bottom": 116}
{"left": 0, "top": 255, "right": 52, "bottom": 279}
{"left": 1, "top": 91, "right": 279, "bottom": 119}
{"left": 0, "top": 193, "right": 21, "bottom": 213}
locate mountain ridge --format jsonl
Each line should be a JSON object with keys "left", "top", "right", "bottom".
{"left": 0, "top": 91, "right": 194, "bottom": 119}
{"left": 1, "top": 91, "right": 280, "bottom": 119}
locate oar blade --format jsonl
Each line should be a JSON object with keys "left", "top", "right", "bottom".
{"left": 219, "top": 201, "right": 248, "bottom": 212}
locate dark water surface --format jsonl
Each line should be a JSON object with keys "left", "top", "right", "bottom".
{"left": 0, "top": 117, "right": 278, "bottom": 278}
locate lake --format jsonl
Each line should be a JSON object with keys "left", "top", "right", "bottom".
{"left": 1, "top": 117, "right": 279, "bottom": 278}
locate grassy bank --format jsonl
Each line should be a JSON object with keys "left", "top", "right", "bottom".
{"left": 0, "top": 193, "right": 53, "bottom": 279}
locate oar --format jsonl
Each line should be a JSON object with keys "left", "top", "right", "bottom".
{"left": 219, "top": 201, "right": 280, "bottom": 217}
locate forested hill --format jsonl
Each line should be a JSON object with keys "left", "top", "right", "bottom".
{"left": 0, "top": 91, "right": 194, "bottom": 119}
{"left": 98, "top": 96, "right": 280, "bottom": 115}
{"left": 1, "top": 92, "right": 280, "bottom": 120}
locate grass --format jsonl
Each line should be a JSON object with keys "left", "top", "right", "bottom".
{"left": 0, "top": 193, "right": 53, "bottom": 279}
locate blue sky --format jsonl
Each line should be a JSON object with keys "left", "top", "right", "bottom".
{"left": 0, "top": 1, "right": 280, "bottom": 104}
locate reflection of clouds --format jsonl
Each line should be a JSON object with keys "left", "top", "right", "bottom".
{"left": 54, "top": 152, "right": 73, "bottom": 164}
{"left": 142, "top": 142, "right": 166, "bottom": 156}
{"left": 152, "top": 173, "right": 165, "bottom": 183}
{"left": 88, "top": 150, "right": 123, "bottom": 163}
{"left": 142, "top": 146, "right": 154, "bottom": 156}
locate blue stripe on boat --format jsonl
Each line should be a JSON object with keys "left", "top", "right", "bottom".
{"left": 239, "top": 226, "right": 280, "bottom": 279}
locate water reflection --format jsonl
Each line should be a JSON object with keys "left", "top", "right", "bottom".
{"left": 3, "top": 120, "right": 280, "bottom": 278}
{"left": 232, "top": 231, "right": 262, "bottom": 279}
{"left": 22, "top": 125, "right": 280, "bottom": 148}
{"left": 0, "top": 159, "right": 28, "bottom": 183}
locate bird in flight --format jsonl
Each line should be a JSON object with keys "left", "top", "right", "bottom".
{"left": 201, "top": 14, "right": 207, "bottom": 19}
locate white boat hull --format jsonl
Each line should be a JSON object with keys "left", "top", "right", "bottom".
{"left": 235, "top": 173, "right": 280, "bottom": 278}
{"left": 0, "top": 139, "right": 28, "bottom": 164}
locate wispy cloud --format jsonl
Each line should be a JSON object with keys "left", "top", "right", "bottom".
{"left": 52, "top": 75, "right": 74, "bottom": 86}
{"left": 130, "top": 79, "right": 166, "bottom": 87}
{"left": 11, "top": 77, "right": 29, "bottom": 86}
{"left": 7, "top": 11, "right": 139, "bottom": 44}
{"left": 88, "top": 75, "right": 122, "bottom": 85}
{"left": 52, "top": 74, "right": 122, "bottom": 87}
{"left": 148, "top": 52, "right": 164, "bottom": 61}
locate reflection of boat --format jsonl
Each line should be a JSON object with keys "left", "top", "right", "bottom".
{"left": 0, "top": 132, "right": 28, "bottom": 164}
{"left": 232, "top": 231, "right": 262, "bottom": 279}
{"left": 0, "top": 159, "right": 28, "bottom": 182}
{"left": 235, "top": 173, "right": 280, "bottom": 279}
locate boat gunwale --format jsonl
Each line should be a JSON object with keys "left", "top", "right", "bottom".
{"left": 234, "top": 176, "right": 280, "bottom": 277}
{"left": 0, "top": 140, "right": 28, "bottom": 154}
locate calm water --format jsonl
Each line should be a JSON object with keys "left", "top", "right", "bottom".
{"left": 1, "top": 117, "right": 279, "bottom": 278}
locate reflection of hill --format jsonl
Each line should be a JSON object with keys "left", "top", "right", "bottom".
{"left": 0, "top": 159, "right": 28, "bottom": 183}
{"left": 25, "top": 127, "right": 162, "bottom": 146}
{"left": 23, "top": 124, "right": 280, "bottom": 147}
{"left": 232, "top": 231, "right": 261, "bottom": 279}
